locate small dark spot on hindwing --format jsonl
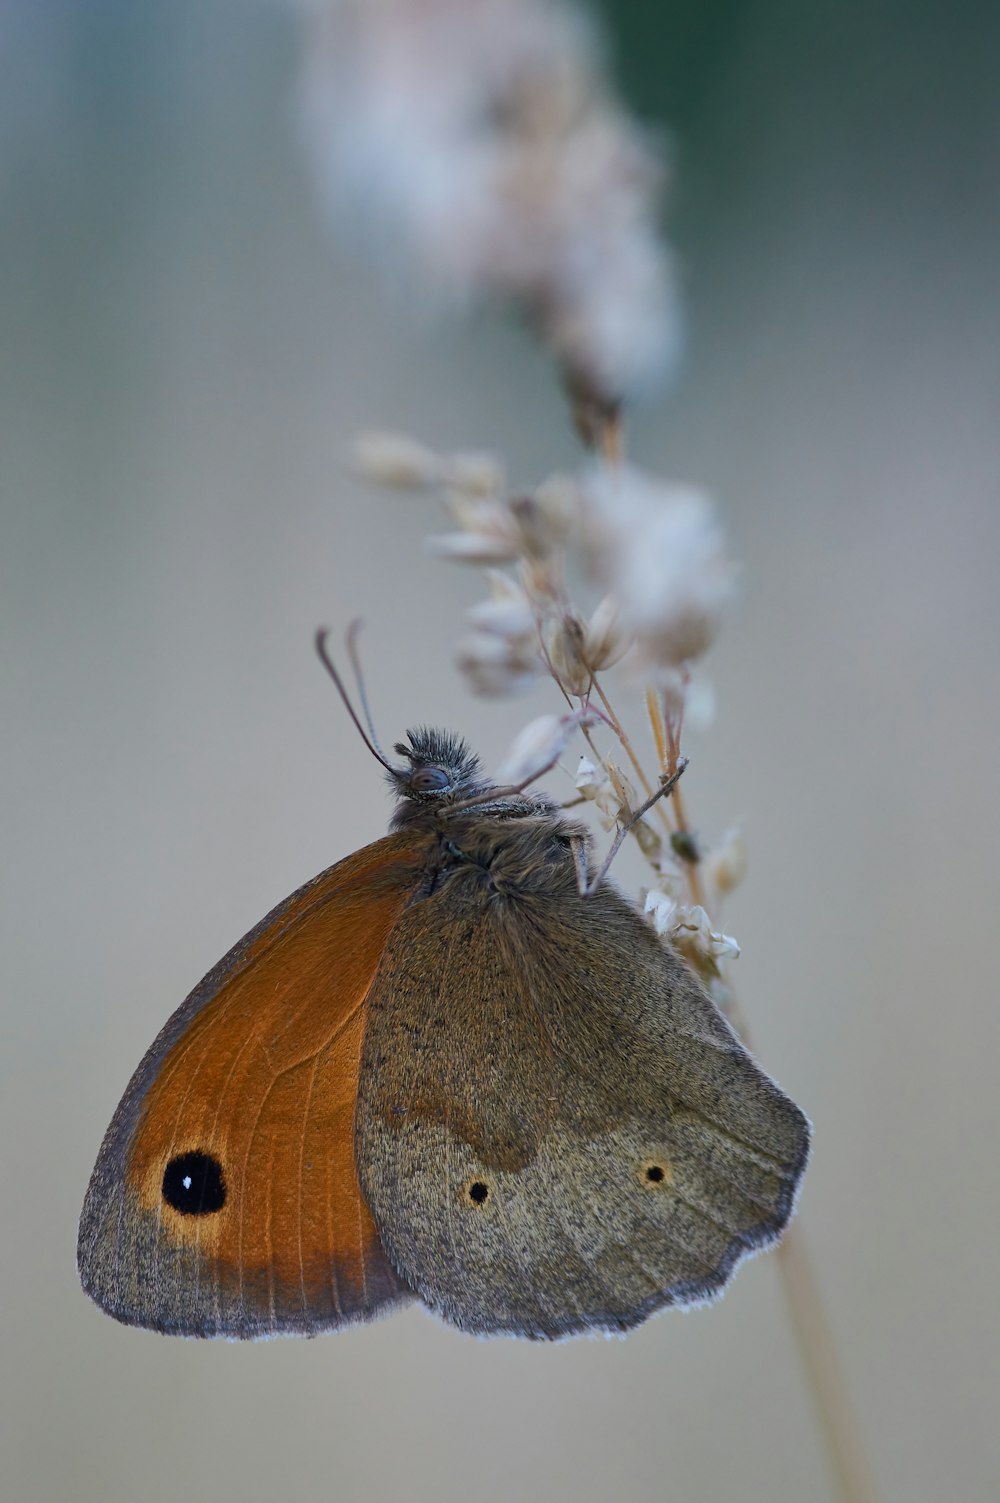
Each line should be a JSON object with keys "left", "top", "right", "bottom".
{"left": 639, "top": 1157, "right": 672, "bottom": 1190}
{"left": 463, "top": 1178, "right": 491, "bottom": 1207}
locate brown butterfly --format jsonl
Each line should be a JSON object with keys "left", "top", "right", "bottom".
{"left": 78, "top": 633, "right": 809, "bottom": 1340}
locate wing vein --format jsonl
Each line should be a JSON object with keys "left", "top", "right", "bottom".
{"left": 298, "top": 1053, "right": 322, "bottom": 1313}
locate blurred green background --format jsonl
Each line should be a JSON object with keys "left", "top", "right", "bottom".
{"left": 3, "top": 3, "right": 998, "bottom": 1501}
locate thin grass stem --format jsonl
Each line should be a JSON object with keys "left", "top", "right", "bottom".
{"left": 722, "top": 995, "right": 877, "bottom": 1503}
{"left": 606, "top": 416, "right": 876, "bottom": 1503}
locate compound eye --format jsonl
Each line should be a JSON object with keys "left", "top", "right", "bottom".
{"left": 411, "top": 766, "right": 450, "bottom": 793}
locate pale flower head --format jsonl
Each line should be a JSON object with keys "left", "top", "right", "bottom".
{"left": 643, "top": 891, "right": 740, "bottom": 965}
{"left": 583, "top": 463, "right": 735, "bottom": 667}
{"left": 643, "top": 887, "right": 680, "bottom": 936}
{"left": 296, "top": 0, "right": 678, "bottom": 407}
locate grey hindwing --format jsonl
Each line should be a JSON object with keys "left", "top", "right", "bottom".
{"left": 355, "top": 863, "right": 810, "bottom": 1339}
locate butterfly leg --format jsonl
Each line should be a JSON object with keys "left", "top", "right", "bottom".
{"left": 581, "top": 759, "right": 688, "bottom": 896}
{"left": 569, "top": 835, "right": 591, "bottom": 895}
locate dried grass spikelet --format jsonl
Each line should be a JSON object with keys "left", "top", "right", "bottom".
{"left": 352, "top": 430, "right": 445, "bottom": 490}
{"left": 532, "top": 473, "right": 581, "bottom": 544}
{"left": 574, "top": 755, "right": 607, "bottom": 801}
{"left": 353, "top": 431, "right": 505, "bottom": 500}
{"left": 584, "top": 593, "right": 630, "bottom": 671}
{"left": 296, "top": 0, "right": 679, "bottom": 415}
{"left": 352, "top": 432, "right": 729, "bottom": 740}
{"left": 427, "top": 495, "right": 523, "bottom": 564}
{"left": 545, "top": 614, "right": 591, "bottom": 696}
{"left": 459, "top": 569, "right": 542, "bottom": 696}
{"left": 457, "top": 630, "right": 541, "bottom": 696}
{"left": 574, "top": 755, "right": 622, "bottom": 833}
{"left": 467, "top": 574, "right": 536, "bottom": 641}
{"left": 496, "top": 710, "right": 592, "bottom": 785}
{"left": 604, "top": 758, "right": 638, "bottom": 822}
{"left": 546, "top": 596, "right": 631, "bottom": 697}
{"left": 446, "top": 451, "right": 507, "bottom": 498}
{"left": 460, "top": 578, "right": 535, "bottom": 694}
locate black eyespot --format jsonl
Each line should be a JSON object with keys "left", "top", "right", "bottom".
{"left": 467, "top": 1180, "right": 490, "bottom": 1206}
{"left": 162, "top": 1151, "right": 226, "bottom": 1215}
{"left": 410, "top": 766, "right": 450, "bottom": 793}
{"left": 646, "top": 1165, "right": 665, "bottom": 1183}
{"left": 639, "top": 1158, "right": 671, "bottom": 1189}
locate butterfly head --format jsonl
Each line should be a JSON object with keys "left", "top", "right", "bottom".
{"left": 387, "top": 727, "right": 490, "bottom": 823}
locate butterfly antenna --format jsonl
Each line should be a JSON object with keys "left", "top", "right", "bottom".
{"left": 345, "top": 619, "right": 394, "bottom": 766}
{"left": 314, "top": 626, "right": 395, "bottom": 773}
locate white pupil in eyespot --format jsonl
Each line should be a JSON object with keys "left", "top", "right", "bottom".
{"left": 182, "top": 1175, "right": 192, "bottom": 1190}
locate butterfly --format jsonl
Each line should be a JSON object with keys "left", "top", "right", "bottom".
{"left": 78, "top": 634, "right": 809, "bottom": 1340}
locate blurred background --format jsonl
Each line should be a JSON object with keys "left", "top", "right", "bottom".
{"left": 3, "top": 2, "right": 998, "bottom": 1499}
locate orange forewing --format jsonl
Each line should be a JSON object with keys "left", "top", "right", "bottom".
{"left": 80, "top": 832, "right": 427, "bottom": 1335}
